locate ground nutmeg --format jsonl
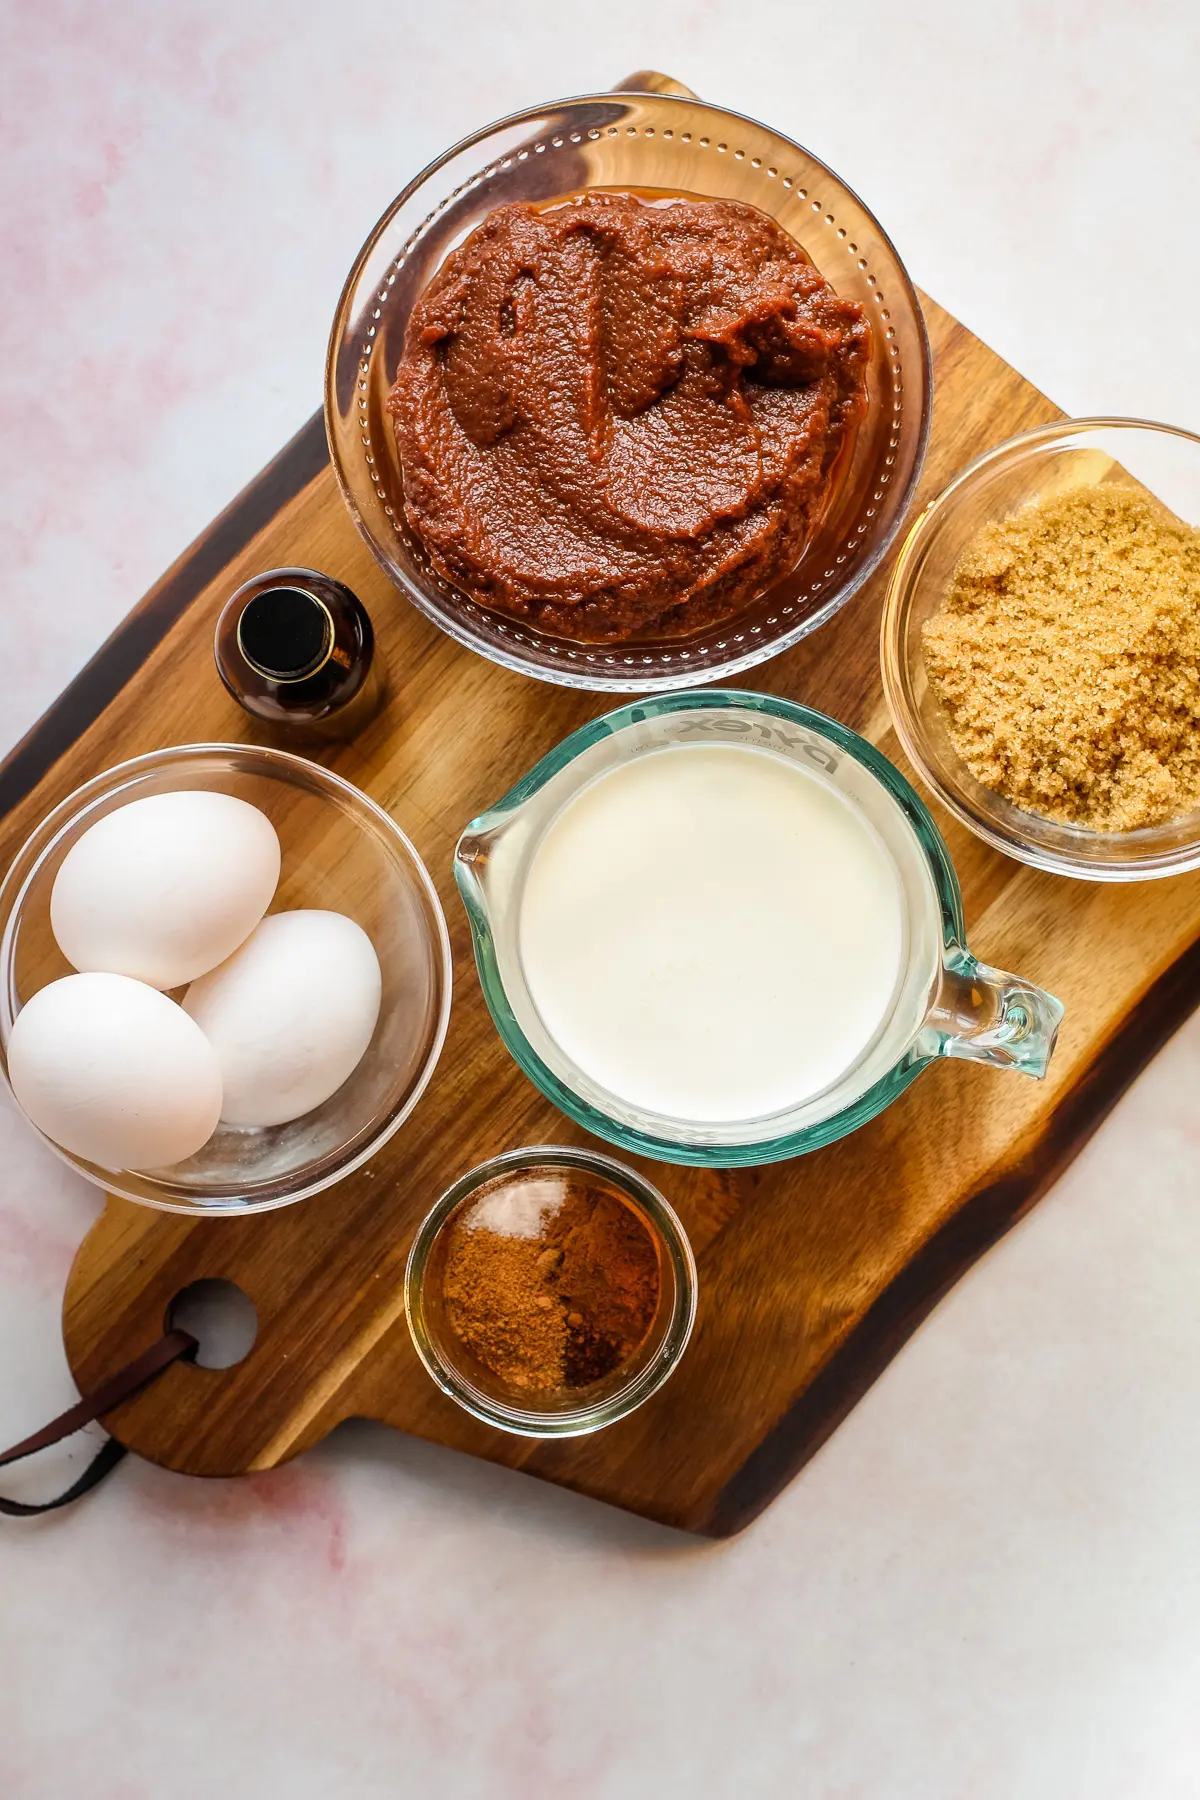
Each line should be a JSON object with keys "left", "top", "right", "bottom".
{"left": 440, "top": 1169, "right": 662, "bottom": 1394}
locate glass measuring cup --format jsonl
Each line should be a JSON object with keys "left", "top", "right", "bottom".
{"left": 454, "top": 691, "right": 1063, "bottom": 1167}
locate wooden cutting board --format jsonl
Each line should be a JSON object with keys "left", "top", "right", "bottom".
{"left": 4, "top": 293, "right": 1199, "bottom": 1537}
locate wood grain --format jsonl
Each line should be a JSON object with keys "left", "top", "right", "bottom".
{"left": 4, "top": 295, "right": 1199, "bottom": 1535}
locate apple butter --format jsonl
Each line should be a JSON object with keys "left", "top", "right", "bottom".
{"left": 388, "top": 191, "right": 870, "bottom": 641}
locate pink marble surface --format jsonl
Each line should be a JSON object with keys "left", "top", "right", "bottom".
{"left": 3, "top": 4, "right": 1200, "bottom": 1795}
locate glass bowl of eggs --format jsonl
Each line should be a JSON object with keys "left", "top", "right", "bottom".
{"left": 0, "top": 744, "right": 452, "bottom": 1214}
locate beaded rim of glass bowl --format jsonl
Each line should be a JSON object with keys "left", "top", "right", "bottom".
{"left": 355, "top": 124, "right": 905, "bottom": 671}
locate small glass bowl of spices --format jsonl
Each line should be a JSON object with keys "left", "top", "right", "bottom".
{"left": 881, "top": 417, "right": 1200, "bottom": 880}
{"left": 404, "top": 1146, "right": 697, "bottom": 1436}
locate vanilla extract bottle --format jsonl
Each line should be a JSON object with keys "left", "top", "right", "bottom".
{"left": 214, "top": 568, "right": 384, "bottom": 741}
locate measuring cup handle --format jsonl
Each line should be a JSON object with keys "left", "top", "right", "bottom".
{"left": 923, "top": 953, "right": 1063, "bottom": 1080}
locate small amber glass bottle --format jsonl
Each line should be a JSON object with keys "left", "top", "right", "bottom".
{"left": 214, "top": 567, "right": 384, "bottom": 741}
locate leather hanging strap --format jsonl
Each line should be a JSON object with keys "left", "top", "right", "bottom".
{"left": 0, "top": 1326, "right": 198, "bottom": 1517}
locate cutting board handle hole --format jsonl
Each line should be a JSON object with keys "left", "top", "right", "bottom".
{"left": 165, "top": 1280, "right": 258, "bottom": 1370}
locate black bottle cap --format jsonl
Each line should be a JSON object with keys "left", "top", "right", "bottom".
{"left": 236, "top": 586, "right": 335, "bottom": 683}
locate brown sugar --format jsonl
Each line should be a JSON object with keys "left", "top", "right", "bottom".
{"left": 440, "top": 1170, "right": 662, "bottom": 1394}
{"left": 921, "top": 484, "right": 1200, "bottom": 831}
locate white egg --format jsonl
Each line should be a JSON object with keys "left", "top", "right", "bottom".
{"left": 8, "top": 972, "right": 223, "bottom": 1171}
{"left": 51, "top": 789, "right": 281, "bottom": 990}
{"left": 183, "top": 910, "right": 382, "bottom": 1128}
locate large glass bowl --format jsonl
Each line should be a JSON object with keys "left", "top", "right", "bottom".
{"left": 0, "top": 745, "right": 452, "bottom": 1214}
{"left": 326, "top": 88, "right": 931, "bottom": 693}
{"left": 880, "top": 417, "right": 1200, "bottom": 881}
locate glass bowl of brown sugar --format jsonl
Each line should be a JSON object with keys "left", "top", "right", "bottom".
{"left": 881, "top": 417, "right": 1200, "bottom": 880}
{"left": 404, "top": 1145, "right": 697, "bottom": 1436}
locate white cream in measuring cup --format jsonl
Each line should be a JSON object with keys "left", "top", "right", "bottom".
{"left": 517, "top": 743, "right": 904, "bottom": 1122}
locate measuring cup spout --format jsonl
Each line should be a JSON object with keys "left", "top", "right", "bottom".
{"left": 923, "top": 951, "right": 1063, "bottom": 1080}
{"left": 454, "top": 804, "right": 530, "bottom": 943}
{"left": 454, "top": 820, "right": 498, "bottom": 920}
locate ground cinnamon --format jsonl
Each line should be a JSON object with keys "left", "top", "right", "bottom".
{"left": 441, "top": 1170, "right": 662, "bottom": 1394}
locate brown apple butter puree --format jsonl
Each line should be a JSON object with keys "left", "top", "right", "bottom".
{"left": 388, "top": 192, "right": 870, "bottom": 640}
